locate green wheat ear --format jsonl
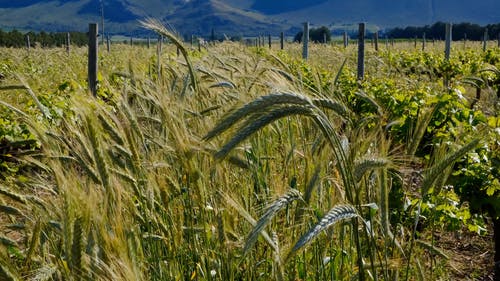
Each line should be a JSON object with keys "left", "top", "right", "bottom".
{"left": 288, "top": 204, "right": 358, "bottom": 258}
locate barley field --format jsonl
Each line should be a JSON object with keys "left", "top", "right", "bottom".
{"left": 0, "top": 22, "right": 499, "bottom": 280}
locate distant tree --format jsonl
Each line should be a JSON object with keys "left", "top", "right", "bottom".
{"left": 293, "top": 31, "right": 303, "bottom": 43}
{"left": 311, "top": 26, "right": 331, "bottom": 43}
{"left": 7, "top": 30, "right": 24, "bottom": 48}
{"left": 0, "top": 29, "right": 88, "bottom": 48}
{"left": 387, "top": 21, "right": 500, "bottom": 41}
{"left": 294, "top": 26, "right": 331, "bottom": 43}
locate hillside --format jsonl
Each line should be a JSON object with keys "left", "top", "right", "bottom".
{"left": 0, "top": 0, "right": 499, "bottom": 35}
{"left": 164, "top": 0, "right": 285, "bottom": 36}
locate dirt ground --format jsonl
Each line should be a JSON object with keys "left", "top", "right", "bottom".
{"left": 434, "top": 222, "right": 495, "bottom": 280}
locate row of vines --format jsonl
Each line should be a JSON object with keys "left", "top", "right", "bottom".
{"left": 0, "top": 21, "right": 499, "bottom": 280}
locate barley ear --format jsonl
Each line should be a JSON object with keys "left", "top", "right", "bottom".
{"left": 406, "top": 105, "right": 437, "bottom": 156}
{"left": 86, "top": 116, "right": 110, "bottom": 190}
{"left": 312, "top": 98, "right": 351, "bottom": 121}
{"left": 215, "top": 105, "right": 315, "bottom": 159}
{"left": 353, "top": 157, "right": 390, "bottom": 182}
{"left": 243, "top": 189, "right": 302, "bottom": 255}
{"left": 288, "top": 204, "right": 358, "bottom": 258}
{"left": 204, "top": 92, "right": 313, "bottom": 141}
{"left": 70, "top": 217, "right": 84, "bottom": 276}
{"left": 219, "top": 192, "right": 278, "bottom": 252}
{"left": 421, "top": 138, "right": 480, "bottom": 195}
{"left": 25, "top": 219, "right": 42, "bottom": 268}
{"left": 140, "top": 18, "right": 198, "bottom": 93}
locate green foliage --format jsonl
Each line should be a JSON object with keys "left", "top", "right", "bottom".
{"left": 451, "top": 120, "right": 500, "bottom": 219}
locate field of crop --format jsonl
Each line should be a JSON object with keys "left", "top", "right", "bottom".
{"left": 0, "top": 22, "right": 499, "bottom": 281}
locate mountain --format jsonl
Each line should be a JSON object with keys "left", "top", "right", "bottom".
{"left": 258, "top": 0, "right": 500, "bottom": 28}
{"left": 0, "top": 0, "right": 499, "bottom": 36}
{"left": 164, "top": 0, "right": 286, "bottom": 36}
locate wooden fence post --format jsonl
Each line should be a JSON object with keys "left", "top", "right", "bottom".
{"left": 414, "top": 35, "right": 417, "bottom": 49}
{"left": 323, "top": 32, "right": 327, "bottom": 44}
{"left": 88, "top": 23, "right": 98, "bottom": 97}
{"left": 385, "top": 35, "right": 388, "bottom": 48}
{"left": 357, "top": 23, "right": 365, "bottom": 80}
{"left": 268, "top": 34, "right": 272, "bottom": 49}
{"left": 483, "top": 28, "right": 488, "bottom": 52}
{"left": 157, "top": 35, "right": 162, "bottom": 80}
{"left": 445, "top": 23, "right": 452, "bottom": 61}
{"left": 106, "top": 35, "right": 110, "bottom": 52}
{"left": 130, "top": 37, "right": 133, "bottom": 46}
{"left": 26, "top": 35, "right": 30, "bottom": 53}
{"left": 374, "top": 31, "right": 379, "bottom": 51}
{"left": 302, "top": 22, "right": 309, "bottom": 60}
{"left": 280, "top": 32, "right": 284, "bottom": 50}
{"left": 66, "top": 32, "right": 70, "bottom": 54}
{"left": 147, "top": 37, "right": 151, "bottom": 49}
{"left": 343, "top": 31, "right": 348, "bottom": 48}
{"left": 444, "top": 23, "right": 452, "bottom": 88}
{"left": 422, "top": 32, "right": 426, "bottom": 51}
